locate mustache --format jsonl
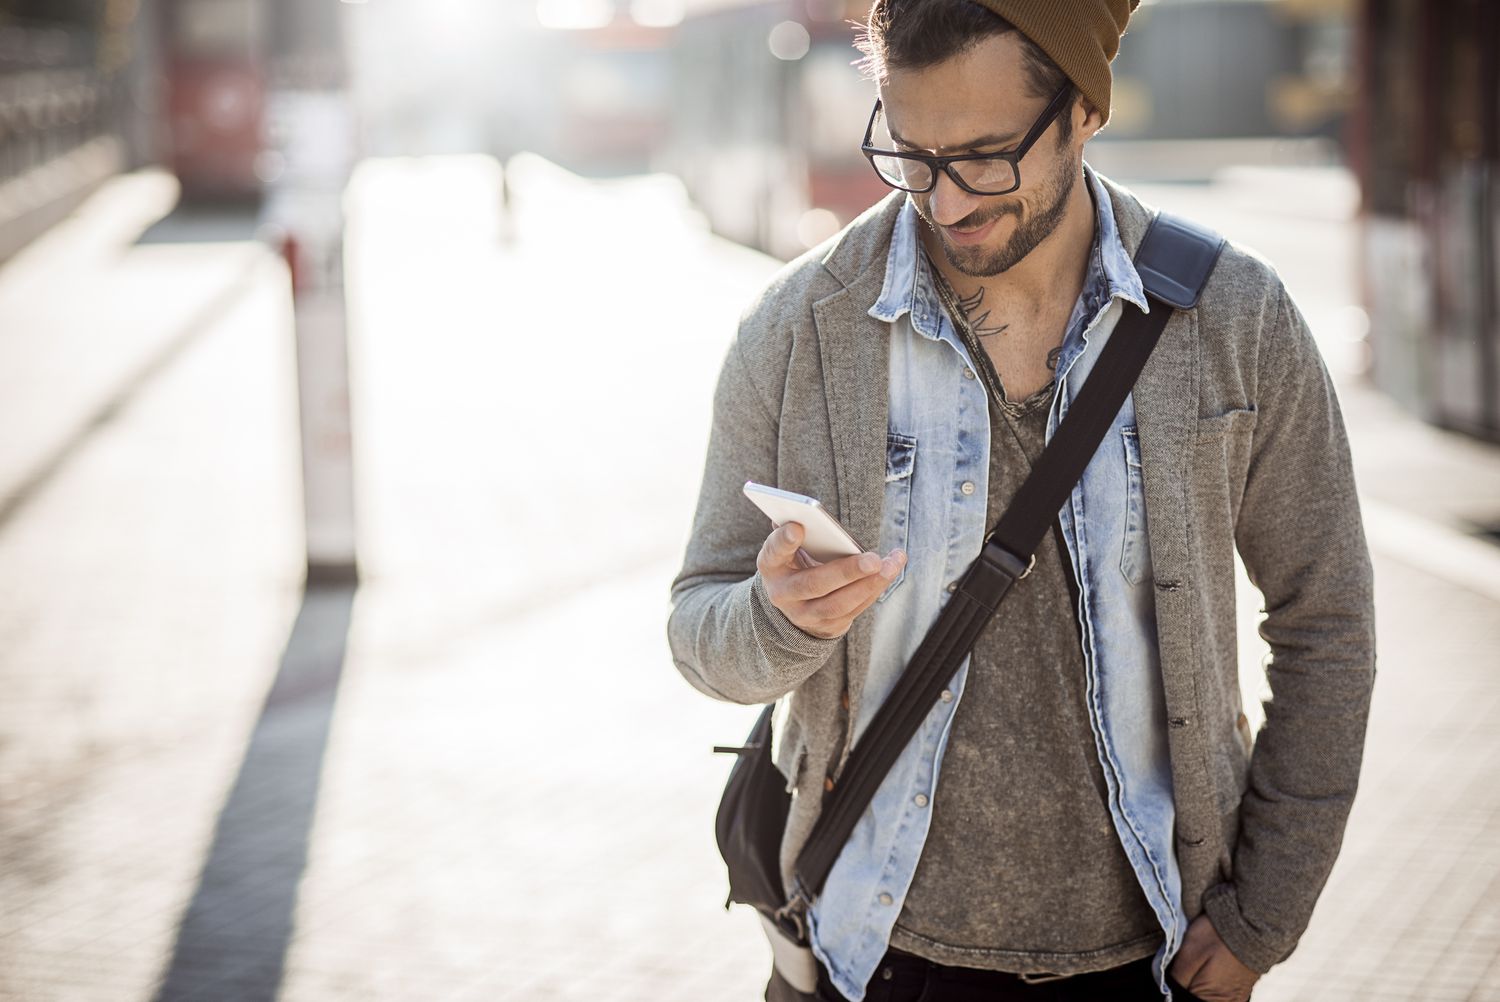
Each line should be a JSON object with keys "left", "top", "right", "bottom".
{"left": 951, "top": 201, "right": 1020, "bottom": 231}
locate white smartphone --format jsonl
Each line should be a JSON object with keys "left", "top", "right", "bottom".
{"left": 742, "top": 481, "right": 865, "bottom": 564}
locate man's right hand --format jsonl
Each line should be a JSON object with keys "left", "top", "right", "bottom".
{"left": 757, "top": 522, "right": 906, "bottom": 640}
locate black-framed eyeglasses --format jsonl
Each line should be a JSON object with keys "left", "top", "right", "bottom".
{"left": 860, "top": 85, "right": 1072, "bottom": 196}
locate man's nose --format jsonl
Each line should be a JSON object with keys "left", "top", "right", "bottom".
{"left": 926, "top": 169, "right": 984, "bottom": 227}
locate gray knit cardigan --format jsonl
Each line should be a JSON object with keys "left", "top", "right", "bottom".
{"left": 668, "top": 177, "right": 1376, "bottom": 974}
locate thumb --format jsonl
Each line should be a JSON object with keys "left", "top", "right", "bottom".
{"left": 775, "top": 522, "right": 805, "bottom": 560}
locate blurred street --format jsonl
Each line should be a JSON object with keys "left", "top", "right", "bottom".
{"left": 1, "top": 154, "right": 1499, "bottom": 1002}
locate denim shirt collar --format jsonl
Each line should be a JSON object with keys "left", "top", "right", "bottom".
{"left": 868, "top": 163, "right": 1148, "bottom": 342}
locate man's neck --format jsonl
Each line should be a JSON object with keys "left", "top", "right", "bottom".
{"left": 924, "top": 167, "right": 1097, "bottom": 328}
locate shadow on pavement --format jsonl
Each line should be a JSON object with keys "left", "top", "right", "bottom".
{"left": 135, "top": 202, "right": 264, "bottom": 245}
{"left": 151, "top": 583, "right": 356, "bottom": 1002}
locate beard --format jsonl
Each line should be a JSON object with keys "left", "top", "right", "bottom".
{"left": 914, "top": 149, "right": 1079, "bottom": 278}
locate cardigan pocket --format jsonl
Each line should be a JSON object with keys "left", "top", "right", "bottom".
{"left": 1193, "top": 405, "right": 1257, "bottom": 443}
{"left": 877, "top": 431, "right": 917, "bottom": 602}
{"left": 1192, "top": 406, "right": 1257, "bottom": 530}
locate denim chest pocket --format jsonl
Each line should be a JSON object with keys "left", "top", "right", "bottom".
{"left": 1120, "top": 425, "right": 1149, "bottom": 585}
{"left": 878, "top": 432, "right": 917, "bottom": 601}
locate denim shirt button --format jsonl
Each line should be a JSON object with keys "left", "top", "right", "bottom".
{"left": 960, "top": 481, "right": 975, "bottom": 496}
{"left": 913, "top": 794, "right": 929, "bottom": 808}
{"left": 940, "top": 689, "right": 953, "bottom": 702}
{"left": 878, "top": 893, "right": 893, "bottom": 906}
{"left": 963, "top": 368, "right": 976, "bottom": 379}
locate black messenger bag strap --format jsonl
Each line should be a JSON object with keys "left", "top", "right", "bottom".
{"left": 783, "top": 210, "right": 1225, "bottom": 922}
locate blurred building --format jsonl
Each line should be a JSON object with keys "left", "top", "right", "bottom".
{"left": 666, "top": 0, "right": 887, "bottom": 258}
{"left": 0, "top": 0, "right": 155, "bottom": 260}
{"left": 1106, "top": 0, "right": 1353, "bottom": 144}
{"left": 1353, "top": 0, "right": 1499, "bottom": 442}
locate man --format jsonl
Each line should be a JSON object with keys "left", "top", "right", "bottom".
{"left": 668, "top": 2, "right": 1375, "bottom": 1000}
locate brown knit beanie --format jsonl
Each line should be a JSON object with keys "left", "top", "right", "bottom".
{"left": 972, "top": 0, "right": 1138, "bottom": 125}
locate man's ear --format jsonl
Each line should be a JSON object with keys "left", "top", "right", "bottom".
{"left": 1075, "top": 95, "right": 1106, "bottom": 143}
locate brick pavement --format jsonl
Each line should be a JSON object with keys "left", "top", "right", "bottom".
{"left": 0, "top": 158, "right": 1497, "bottom": 1002}
{"left": 0, "top": 159, "right": 780, "bottom": 1001}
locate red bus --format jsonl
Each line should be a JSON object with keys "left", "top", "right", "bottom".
{"left": 161, "top": 0, "right": 266, "bottom": 199}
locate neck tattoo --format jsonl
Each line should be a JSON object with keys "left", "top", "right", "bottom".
{"left": 923, "top": 249, "right": 1069, "bottom": 382}
{"left": 954, "top": 286, "right": 1010, "bottom": 339}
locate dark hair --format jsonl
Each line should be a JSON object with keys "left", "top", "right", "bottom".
{"left": 855, "top": 0, "right": 1075, "bottom": 138}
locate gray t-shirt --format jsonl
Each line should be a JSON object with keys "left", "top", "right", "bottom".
{"left": 888, "top": 381, "right": 1163, "bottom": 975}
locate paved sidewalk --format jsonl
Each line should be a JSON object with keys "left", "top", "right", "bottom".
{"left": 0, "top": 158, "right": 1496, "bottom": 1002}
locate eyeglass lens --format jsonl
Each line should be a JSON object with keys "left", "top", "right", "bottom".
{"left": 868, "top": 155, "right": 1018, "bottom": 194}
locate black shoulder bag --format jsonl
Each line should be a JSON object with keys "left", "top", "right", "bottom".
{"left": 712, "top": 211, "right": 1225, "bottom": 995}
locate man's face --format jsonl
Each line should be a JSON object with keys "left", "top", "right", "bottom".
{"left": 876, "top": 33, "right": 1085, "bottom": 278}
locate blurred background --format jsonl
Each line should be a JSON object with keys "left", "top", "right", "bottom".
{"left": 0, "top": 0, "right": 1497, "bottom": 1000}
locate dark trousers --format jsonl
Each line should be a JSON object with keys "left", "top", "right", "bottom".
{"left": 769, "top": 947, "right": 1211, "bottom": 1002}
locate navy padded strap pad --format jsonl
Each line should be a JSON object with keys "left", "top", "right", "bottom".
{"left": 1134, "top": 210, "right": 1226, "bottom": 310}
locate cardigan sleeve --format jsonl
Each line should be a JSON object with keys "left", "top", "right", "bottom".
{"left": 1202, "top": 284, "right": 1376, "bottom": 973}
{"left": 667, "top": 325, "right": 839, "bottom": 706}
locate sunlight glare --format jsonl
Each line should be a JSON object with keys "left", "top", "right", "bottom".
{"left": 536, "top": 0, "right": 614, "bottom": 30}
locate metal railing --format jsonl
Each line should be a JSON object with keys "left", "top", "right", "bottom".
{"left": 0, "top": 21, "right": 121, "bottom": 187}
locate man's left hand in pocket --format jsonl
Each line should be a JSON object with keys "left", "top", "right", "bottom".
{"left": 1168, "top": 914, "right": 1260, "bottom": 1002}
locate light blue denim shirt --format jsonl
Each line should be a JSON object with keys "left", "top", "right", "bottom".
{"left": 807, "top": 165, "right": 1184, "bottom": 1001}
